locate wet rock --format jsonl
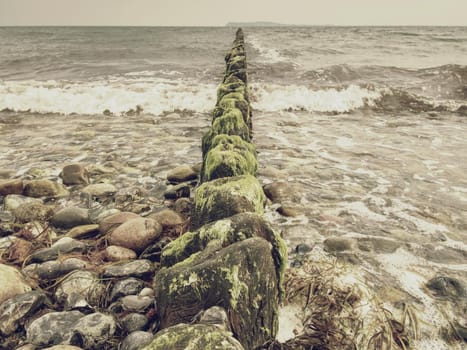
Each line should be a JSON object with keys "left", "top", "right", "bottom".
{"left": 59, "top": 164, "right": 89, "bottom": 186}
{"left": 356, "top": 237, "right": 401, "bottom": 253}
{"left": 324, "top": 236, "right": 357, "bottom": 253}
{"left": 69, "top": 312, "right": 116, "bottom": 349}
{"left": 93, "top": 208, "right": 121, "bottom": 224}
{"left": 81, "top": 183, "right": 117, "bottom": 197}
{"left": 277, "top": 205, "right": 300, "bottom": 217}
{"left": 147, "top": 209, "right": 183, "bottom": 230}
{"left": 191, "top": 175, "right": 266, "bottom": 229}
{"left": 0, "top": 179, "right": 24, "bottom": 196}
{"left": 66, "top": 224, "right": 100, "bottom": 239}
{"left": 108, "top": 217, "right": 162, "bottom": 253}
{"left": 14, "top": 202, "right": 54, "bottom": 223}
{"left": 201, "top": 135, "right": 258, "bottom": 183}
{"left": 0, "top": 291, "right": 45, "bottom": 335}
{"left": 295, "top": 243, "right": 313, "bottom": 255}
{"left": 140, "top": 323, "right": 244, "bottom": 350}
{"left": 198, "top": 306, "right": 230, "bottom": 330}
{"left": 121, "top": 295, "right": 154, "bottom": 312}
{"left": 104, "top": 245, "right": 137, "bottom": 261}
{"left": 163, "top": 183, "right": 190, "bottom": 200}
{"left": 98, "top": 211, "right": 140, "bottom": 235}
{"left": 0, "top": 263, "right": 32, "bottom": 304}
{"left": 174, "top": 198, "right": 192, "bottom": 219}
{"left": 103, "top": 259, "right": 154, "bottom": 279}
{"left": 139, "top": 237, "right": 172, "bottom": 262}
{"left": 51, "top": 207, "right": 91, "bottom": 229}
{"left": 55, "top": 270, "right": 105, "bottom": 310}
{"left": 43, "top": 346, "right": 84, "bottom": 350}
{"left": 26, "top": 310, "right": 84, "bottom": 347}
{"left": 120, "top": 331, "right": 153, "bottom": 350}
{"left": 156, "top": 237, "right": 279, "bottom": 349}
{"left": 426, "top": 276, "right": 466, "bottom": 300}
{"left": 263, "top": 182, "right": 300, "bottom": 204}
{"left": 3, "top": 194, "right": 42, "bottom": 212}
{"left": 109, "top": 278, "right": 145, "bottom": 302}
{"left": 23, "top": 258, "right": 88, "bottom": 280}
{"left": 167, "top": 165, "right": 198, "bottom": 183}
{"left": 120, "top": 313, "right": 149, "bottom": 333}
{"left": 23, "top": 180, "right": 69, "bottom": 198}
{"left": 29, "top": 237, "right": 87, "bottom": 264}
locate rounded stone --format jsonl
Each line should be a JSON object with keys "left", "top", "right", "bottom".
{"left": 0, "top": 263, "right": 32, "bottom": 304}
{"left": 120, "top": 331, "right": 153, "bottom": 350}
{"left": 166, "top": 165, "right": 198, "bottom": 183}
{"left": 147, "top": 209, "right": 183, "bottom": 229}
{"left": 60, "top": 164, "right": 90, "bottom": 186}
{"left": 43, "top": 346, "right": 84, "bottom": 350}
{"left": 82, "top": 183, "right": 117, "bottom": 197}
{"left": 121, "top": 295, "right": 154, "bottom": 312}
{"left": 103, "top": 259, "right": 154, "bottom": 279}
{"left": 0, "top": 179, "right": 24, "bottom": 196}
{"left": 109, "top": 217, "right": 162, "bottom": 253}
{"left": 104, "top": 245, "right": 137, "bottom": 262}
{"left": 99, "top": 211, "right": 140, "bottom": 235}
{"left": 23, "top": 180, "right": 69, "bottom": 198}
{"left": 3, "top": 194, "right": 42, "bottom": 212}
{"left": 51, "top": 207, "right": 91, "bottom": 229}
{"left": 55, "top": 270, "right": 105, "bottom": 310}
{"left": 69, "top": 312, "right": 116, "bottom": 349}
{"left": 323, "top": 237, "right": 357, "bottom": 252}
{"left": 110, "top": 278, "right": 145, "bottom": 302}
{"left": 13, "top": 202, "right": 54, "bottom": 223}
{"left": 120, "top": 313, "right": 149, "bottom": 333}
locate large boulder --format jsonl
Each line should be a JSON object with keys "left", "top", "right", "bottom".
{"left": 23, "top": 180, "right": 69, "bottom": 198}
{"left": 155, "top": 237, "right": 279, "bottom": 349}
{"left": 108, "top": 217, "right": 162, "bottom": 253}
{"left": 59, "top": 164, "right": 89, "bottom": 186}
{"left": 201, "top": 134, "right": 257, "bottom": 182}
{"left": 161, "top": 212, "right": 287, "bottom": 297}
{"left": 191, "top": 175, "right": 265, "bottom": 229}
{"left": 0, "top": 264, "right": 32, "bottom": 305}
{"left": 140, "top": 323, "right": 244, "bottom": 350}
{"left": 202, "top": 108, "right": 251, "bottom": 156}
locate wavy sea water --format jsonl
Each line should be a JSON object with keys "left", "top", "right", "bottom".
{"left": 1, "top": 26, "right": 466, "bottom": 349}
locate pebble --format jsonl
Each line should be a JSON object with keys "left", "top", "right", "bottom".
{"left": 323, "top": 236, "right": 357, "bottom": 253}
{"left": 147, "top": 209, "right": 183, "bottom": 229}
{"left": 23, "top": 179, "right": 69, "bottom": 198}
{"left": 66, "top": 224, "right": 100, "bottom": 239}
{"left": 120, "top": 313, "right": 149, "bottom": 333}
{"left": 109, "top": 217, "right": 161, "bottom": 253}
{"left": 82, "top": 183, "right": 117, "bottom": 197}
{"left": 55, "top": 270, "right": 104, "bottom": 310}
{"left": 14, "top": 202, "right": 54, "bottom": 223}
{"left": 0, "top": 290, "right": 46, "bottom": 335}
{"left": 0, "top": 178, "right": 24, "bottom": 196}
{"left": 98, "top": 211, "right": 140, "bottom": 235}
{"left": 23, "top": 258, "right": 88, "bottom": 280}
{"left": 163, "top": 183, "right": 190, "bottom": 199}
{"left": 121, "top": 295, "right": 154, "bottom": 312}
{"left": 59, "top": 164, "right": 90, "bottom": 186}
{"left": 110, "top": 278, "right": 145, "bottom": 302}
{"left": 426, "top": 276, "right": 466, "bottom": 299}
{"left": 0, "top": 263, "right": 32, "bottom": 304}
{"left": 69, "top": 312, "right": 116, "bottom": 349}
{"left": 104, "top": 245, "right": 137, "bottom": 262}
{"left": 29, "top": 237, "right": 87, "bottom": 264}
{"left": 166, "top": 165, "right": 198, "bottom": 183}
{"left": 120, "top": 331, "right": 153, "bottom": 350}
{"left": 51, "top": 207, "right": 91, "bottom": 229}
{"left": 3, "top": 194, "right": 42, "bottom": 212}
{"left": 26, "top": 310, "right": 84, "bottom": 347}
{"left": 103, "top": 259, "right": 155, "bottom": 279}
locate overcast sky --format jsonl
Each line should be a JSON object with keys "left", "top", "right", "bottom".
{"left": 0, "top": 0, "right": 466, "bottom": 26}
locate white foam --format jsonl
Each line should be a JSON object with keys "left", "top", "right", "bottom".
{"left": 277, "top": 304, "right": 303, "bottom": 342}
{"left": 0, "top": 77, "right": 216, "bottom": 116}
{"left": 249, "top": 35, "right": 288, "bottom": 63}
{"left": 251, "top": 83, "right": 382, "bottom": 113}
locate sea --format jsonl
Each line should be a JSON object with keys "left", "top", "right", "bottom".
{"left": 0, "top": 26, "right": 466, "bottom": 349}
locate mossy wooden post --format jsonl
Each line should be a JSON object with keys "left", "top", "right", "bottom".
{"left": 150, "top": 28, "right": 287, "bottom": 350}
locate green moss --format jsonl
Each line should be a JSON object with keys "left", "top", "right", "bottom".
{"left": 227, "top": 55, "right": 246, "bottom": 73}
{"left": 191, "top": 175, "right": 266, "bottom": 229}
{"left": 221, "top": 265, "right": 248, "bottom": 309}
{"left": 216, "top": 96, "right": 250, "bottom": 128}
{"left": 217, "top": 81, "right": 248, "bottom": 102}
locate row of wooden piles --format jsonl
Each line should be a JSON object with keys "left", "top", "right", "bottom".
{"left": 141, "top": 29, "right": 288, "bottom": 350}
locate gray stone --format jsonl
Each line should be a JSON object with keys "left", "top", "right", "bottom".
{"left": 108, "top": 217, "right": 162, "bottom": 253}
{"left": 29, "top": 237, "right": 87, "bottom": 264}
{"left": 103, "top": 259, "right": 154, "bottom": 279}
{"left": 166, "top": 165, "right": 198, "bottom": 183}
{"left": 121, "top": 295, "right": 154, "bottom": 312}
{"left": 55, "top": 270, "right": 105, "bottom": 310}
{"left": 51, "top": 207, "right": 91, "bottom": 229}
{"left": 69, "top": 312, "right": 116, "bottom": 349}
{"left": 199, "top": 306, "right": 230, "bottom": 331}
{"left": 0, "top": 263, "right": 32, "bottom": 305}
{"left": 23, "top": 180, "right": 69, "bottom": 198}
{"left": 26, "top": 311, "right": 84, "bottom": 347}
{"left": 120, "top": 313, "right": 149, "bottom": 333}
{"left": 23, "top": 258, "right": 88, "bottom": 280}
{"left": 4, "top": 194, "right": 42, "bottom": 212}
{"left": 110, "top": 278, "right": 145, "bottom": 302}
{"left": 59, "top": 164, "right": 90, "bottom": 186}
{"left": 82, "top": 183, "right": 117, "bottom": 197}
{"left": 0, "top": 291, "right": 45, "bottom": 335}
{"left": 120, "top": 331, "right": 153, "bottom": 350}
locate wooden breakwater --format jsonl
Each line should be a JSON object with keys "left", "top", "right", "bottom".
{"left": 142, "top": 29, "right": 287, "bottom": 350}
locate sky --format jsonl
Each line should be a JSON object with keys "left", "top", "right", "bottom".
{"left": 0, "top": 0, "right": 466, "bottom": 26}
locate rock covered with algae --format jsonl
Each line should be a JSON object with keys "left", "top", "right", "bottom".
{"left": 190, "top": 174, "right": 265, "bottom": 229}
{"left": 154, "top": 237, "right": 278, "bottom": 350}
{"left": 201, "top": 134, "right": 258, "bottom": 182}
